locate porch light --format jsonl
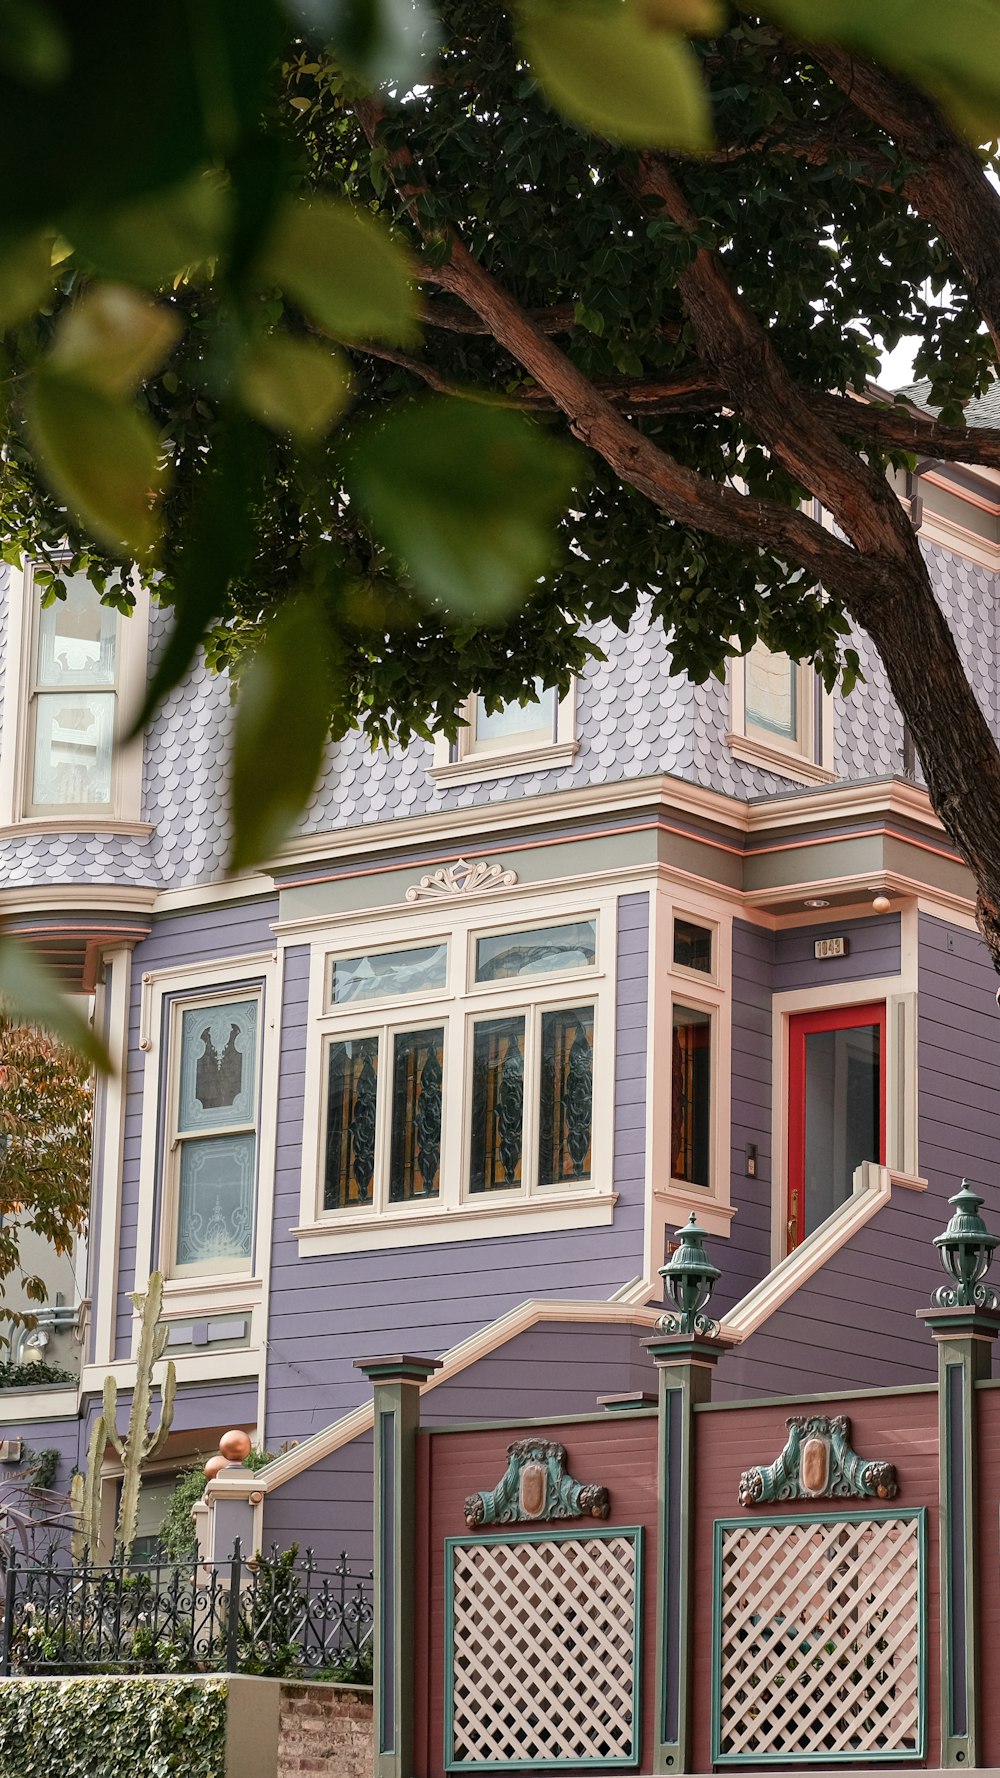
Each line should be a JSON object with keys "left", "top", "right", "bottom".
{"left": 658, "top": 1211, "right": 721, "bottom": 1335}
{"left": 932, "top": 1181, "right": 999, "bottom": 1309}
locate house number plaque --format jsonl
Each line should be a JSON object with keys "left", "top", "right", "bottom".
{"left": 814, "top": 935, "right": 849, "bottom": 959}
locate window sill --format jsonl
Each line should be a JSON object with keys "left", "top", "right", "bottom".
{"left": 726, "top": 733, "right": 837, "bottom": 787}
{"left": 0, "top": 816, "right": 153, "bottom": 839}
{"left": 159, "top": 1276, "right": 263, "bottom": 1314}
{"left": 656, "top": 1183, "right": 736, "bottom": 1239}
{"left": 0, "top": 1385, "right": 79, "bottom": 1420}
{"left": 293, "top": 1186, "right": 618, "bottom": 1254}
{"left": 429, "top": 740, "right": 579, "bottom": 786}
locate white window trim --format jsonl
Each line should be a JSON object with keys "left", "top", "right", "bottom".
{"left": 429, "top": 682, "right": 578, "bottom": 785}
{"left": 728, "top": 649, "right": 835, "bottom": 787}
{"left": 648, "top": 885, "right": 733, "bottom": 1253}
{"left": 294, "top": 884, "right": 619, "bottom": 1254}
{"left": 0, "top": 559, "right": 149, "bottom": 827}
{"left": 769, "top": 938, "right": 920, "bottom": 1269}
{"left": 133, "top": 952, "right": 279, "bottom": 1340}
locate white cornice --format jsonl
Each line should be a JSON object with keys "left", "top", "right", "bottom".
{"left": 0, "top": 884, "right": 158, "bottom": 917}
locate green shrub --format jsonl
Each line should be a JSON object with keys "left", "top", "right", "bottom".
{"left": 0, "top": 1361, "right": 75, "bottom": 1389}
{"left": 0, "top": 1676, "right": 227, "bottom": 1778}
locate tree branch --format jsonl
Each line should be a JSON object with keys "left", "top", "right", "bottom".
{"left": 360, "top": 341, "right": 725, "bottom": 415}
{"left": 815, "top": 45, "right": 1000, "bottom": 359}
{"left": 351, "top": 98, "right": 886, "bottom": 603}
{"left": 815, "top": 390, "right": 1000, "bottom": 471}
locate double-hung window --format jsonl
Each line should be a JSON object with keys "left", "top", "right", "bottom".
{"left": 728, "top": 640, "right": 834, "bottom": 785}
{"left": 307, "top": 904, "right": 611, "bottom": 1245}
{"left": 163, "top": 991, "right": 261, "bottom": 1277}
{"left": 28, "top": 571, "right": 120, "bottom": 813}
{"left": 431, "top": 683, "right": 577, "bottom": 783}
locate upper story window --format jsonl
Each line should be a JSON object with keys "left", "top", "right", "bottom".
{"left": 430, "top": 681, "right": 577, "bottom": 784}
{"left": 297, "top": 894, "right": 618, "bottom": 1251}
{"left": 29, "top": 573, "right": 119, "bottom": 813}
{"left": 163, "top": 991, "right": 261, "bottom": 1278}
{"left": 728, "top": 641, "right": 834, "bottom": 786}
{"left": 0, "top": 560, "right": 149, "bottom": 828}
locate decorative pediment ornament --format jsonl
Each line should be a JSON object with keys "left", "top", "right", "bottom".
{"left": 738, "top": 1415, "right": 898, "bottom": 1509}
{"left": 464, "top": 1439, "right": 610, "bottom": 1528}
{"left": 405, "top": 857, "right": 518, "bottom": 903}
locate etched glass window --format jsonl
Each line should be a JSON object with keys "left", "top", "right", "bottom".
{"left": 472, "top": 682, "right": 556, "bottom": 750}
{"left": 324, "top": 1036, "right": 379, "bottom": 1210}
{"left": 328, "top": 943, "right": 447, "bottom": 1007}
{"left": 475, "top": 920, "right": 597, "bottom": 983}
{"left": 538, "top": 1007, "right": 594, "bottom": 1185}
{"left": 745, "top": 641, "right": 797, "bottom": 741}
{"left": 469, "top": 1015, "right": 526, "bottom": 1192}
{"left": 671, "top": 1005, "right": 711, "bottom": 1187}
{"left": 171, "top": 994, "right": 259, "bottom": 1274}
{"left": 29, "top": 572, "right": 119, "bottom": 811}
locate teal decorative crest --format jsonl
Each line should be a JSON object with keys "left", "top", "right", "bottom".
{"left": 464, "top": 1439, "right": 610, "bottom": 1528}
{"left": 738, "top": 1415, "right": 898, "bottom": 1509}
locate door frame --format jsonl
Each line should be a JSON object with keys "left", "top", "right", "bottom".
{"left": 786, "top": 1000, "right": 886, "bottom": 1252}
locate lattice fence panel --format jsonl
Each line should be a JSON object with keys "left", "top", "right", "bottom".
{"left": 716, "top": 1514, "right": 922, "bottom": 1764}
{"left": 448, "top": 1531, "right": 640, "bottom": 1768}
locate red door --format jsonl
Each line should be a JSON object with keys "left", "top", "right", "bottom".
{"left": 787, "top": 1002, "right": 886, "bottom": 1252}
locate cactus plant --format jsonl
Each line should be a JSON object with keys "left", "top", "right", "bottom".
{"left": 71, "top": 1272, "right": 176, "bottom": 1558}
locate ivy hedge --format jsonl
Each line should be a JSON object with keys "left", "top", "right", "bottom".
{"left": 0, "top": 1676, "right": 228, "bottom": 1778}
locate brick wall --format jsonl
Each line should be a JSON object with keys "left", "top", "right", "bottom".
{"left": 277, "top": 1682, "right": 373, "bottom": 1777}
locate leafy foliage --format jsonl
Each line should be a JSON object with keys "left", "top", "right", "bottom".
{"left": 0, "top": 1023, "right": 91, "bottom": 1333}
{"left": 0, "top": 1360, "right": 75, "bottom": 1388}
{"left": 0, "top": 1676, "right": 227, "bottom": 1778}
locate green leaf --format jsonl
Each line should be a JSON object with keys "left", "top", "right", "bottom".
{"left": 49, "top": 283, "right": 181, "bottom": 397}
{"left": 229, "top": 596, "right": 333, "bottom": 871}
{"left": 0, "top": 229, "right": 53, "bottom": 329}
{"left": 0, "top": 0, "right": 68, "bottom": 87}
{"left": 286, "top": 0, "right": 440, "bottom": 86}
{"left": 26, "top": 367, "right": 165, "bottom": 557}
{"left": 346, "top": 395, "right": 582, "bottom": 617}
{"left": 66, "top": 170, "right": 229, "bottom": 285}
{"left": 257, "top": 195, "right": 418, "bottom": 344}
{"left": 517, "top": 0, "right": 713, "bottom": 150}
{"left": 0, "top": 935, "right": 110, "bottom": 1070}
{"left": 238, "top": 335, "right": 353, "bottom": 439}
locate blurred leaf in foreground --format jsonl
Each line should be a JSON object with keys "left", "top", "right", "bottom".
{"left": 230, "top": 595, "right": 334, "bottom": 871}
{"left": 0, "top": 935, "right": 110, "bottom": 1070}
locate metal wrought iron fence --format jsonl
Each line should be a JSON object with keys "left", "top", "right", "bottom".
{"left": 0, "top": 1539, "right": 373, "bottom": 1680}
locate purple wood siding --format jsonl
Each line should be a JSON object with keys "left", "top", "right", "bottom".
{"left": 713, "top": 911, "right": 1000, "bottom": 1398}
{"left": 113, "top": 900, "right": 278, "bottom": 1358}
{"left": 773, "top": 912, "right": 900, "bottom": 992}
{"left": 262, "top": 894, "right": 650, "bottom": 1449}
{"left": 715, "top": 920, "right": 774, "bottom": 1314}
{"left": 260, "top": 1319, "right": 658, "bottom": 1564}
{"left": 0, "top": 1409, "right": 81, "bottom": 1492}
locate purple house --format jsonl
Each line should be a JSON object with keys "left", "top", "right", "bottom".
{"left": 2, "top": 398, "right": 999, "bottom": 1565}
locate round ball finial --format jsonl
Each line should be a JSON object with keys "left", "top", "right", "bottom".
{"left": 872, "top": 893, "right": 891, "bottom": 914}
{"left": 219, "top": 1429, "right": 252, "bottom": 1463}
{"left": 204, "top": 1453, "right": 232, "bottom": 1480}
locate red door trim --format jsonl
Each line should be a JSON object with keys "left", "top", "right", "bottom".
{"left": 786, "top": 1001, "right": 886, "bottom": 1252}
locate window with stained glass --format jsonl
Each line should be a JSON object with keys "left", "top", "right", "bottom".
{"left": 538, "top": 1007, "right": 594, "bottom": 1185}
{"left": 169, "top": 995, "right": 259, "bottom": 1275}
{"left": 671, "top": 1004, "right": 711, "bottom": 1188}
{"left": 323, "top": 1026, "right": 445, "bottom": 1211}
{"left": 28, "top": 572, "right": 120, "bottom": 812}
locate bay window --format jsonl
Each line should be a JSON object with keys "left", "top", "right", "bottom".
{"left": 298, "top": 902, "right": 613, "bottom": 1248}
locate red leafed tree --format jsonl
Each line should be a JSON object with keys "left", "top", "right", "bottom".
{"left": 0, "top": 1022, "right": 92, "bottom": 1333}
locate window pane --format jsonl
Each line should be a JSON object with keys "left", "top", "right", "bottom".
{"left": 31, "top": 690, "right": 115, "bottom": 807}
{"left": 178, "top": 1000, "right": 258, "bottom": 1133}
{"left": 389, "top": 1027, "right": 444, "bottom": 1202}
{"left": 329, "top": 943, "right": 447, "bottom": 1006}
{"left": 745, "top": 642, "right": 797, "bottom": 740}
{"left": 673, "top": 919, "right": 712, "bottom": 974}
{"left": 475, "top": 919, "right": 597, "bottom": 983}
{"left": 35, "top": 574, "right": 117, "bottom": 687}
{"left": 324, "top": 1037, "right": 379, "bottom": 1210}
{"left": 469, "top": 1015, "right": 525, "bottom": 1193}
{"left": 473, "top": 682, "right": 556, "bottom": 748}
{"left": 175, "top": 1133, "right": 255, "bottom": 1268}
{"left": 538, "top": 1007, "right": 594, "bottom": 1185}
{"left": 671, "top": 1005, "right": 711, "bottom": 1187}
{"left": 803, "top": 1024, "right": 880, "bottom": 1237}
